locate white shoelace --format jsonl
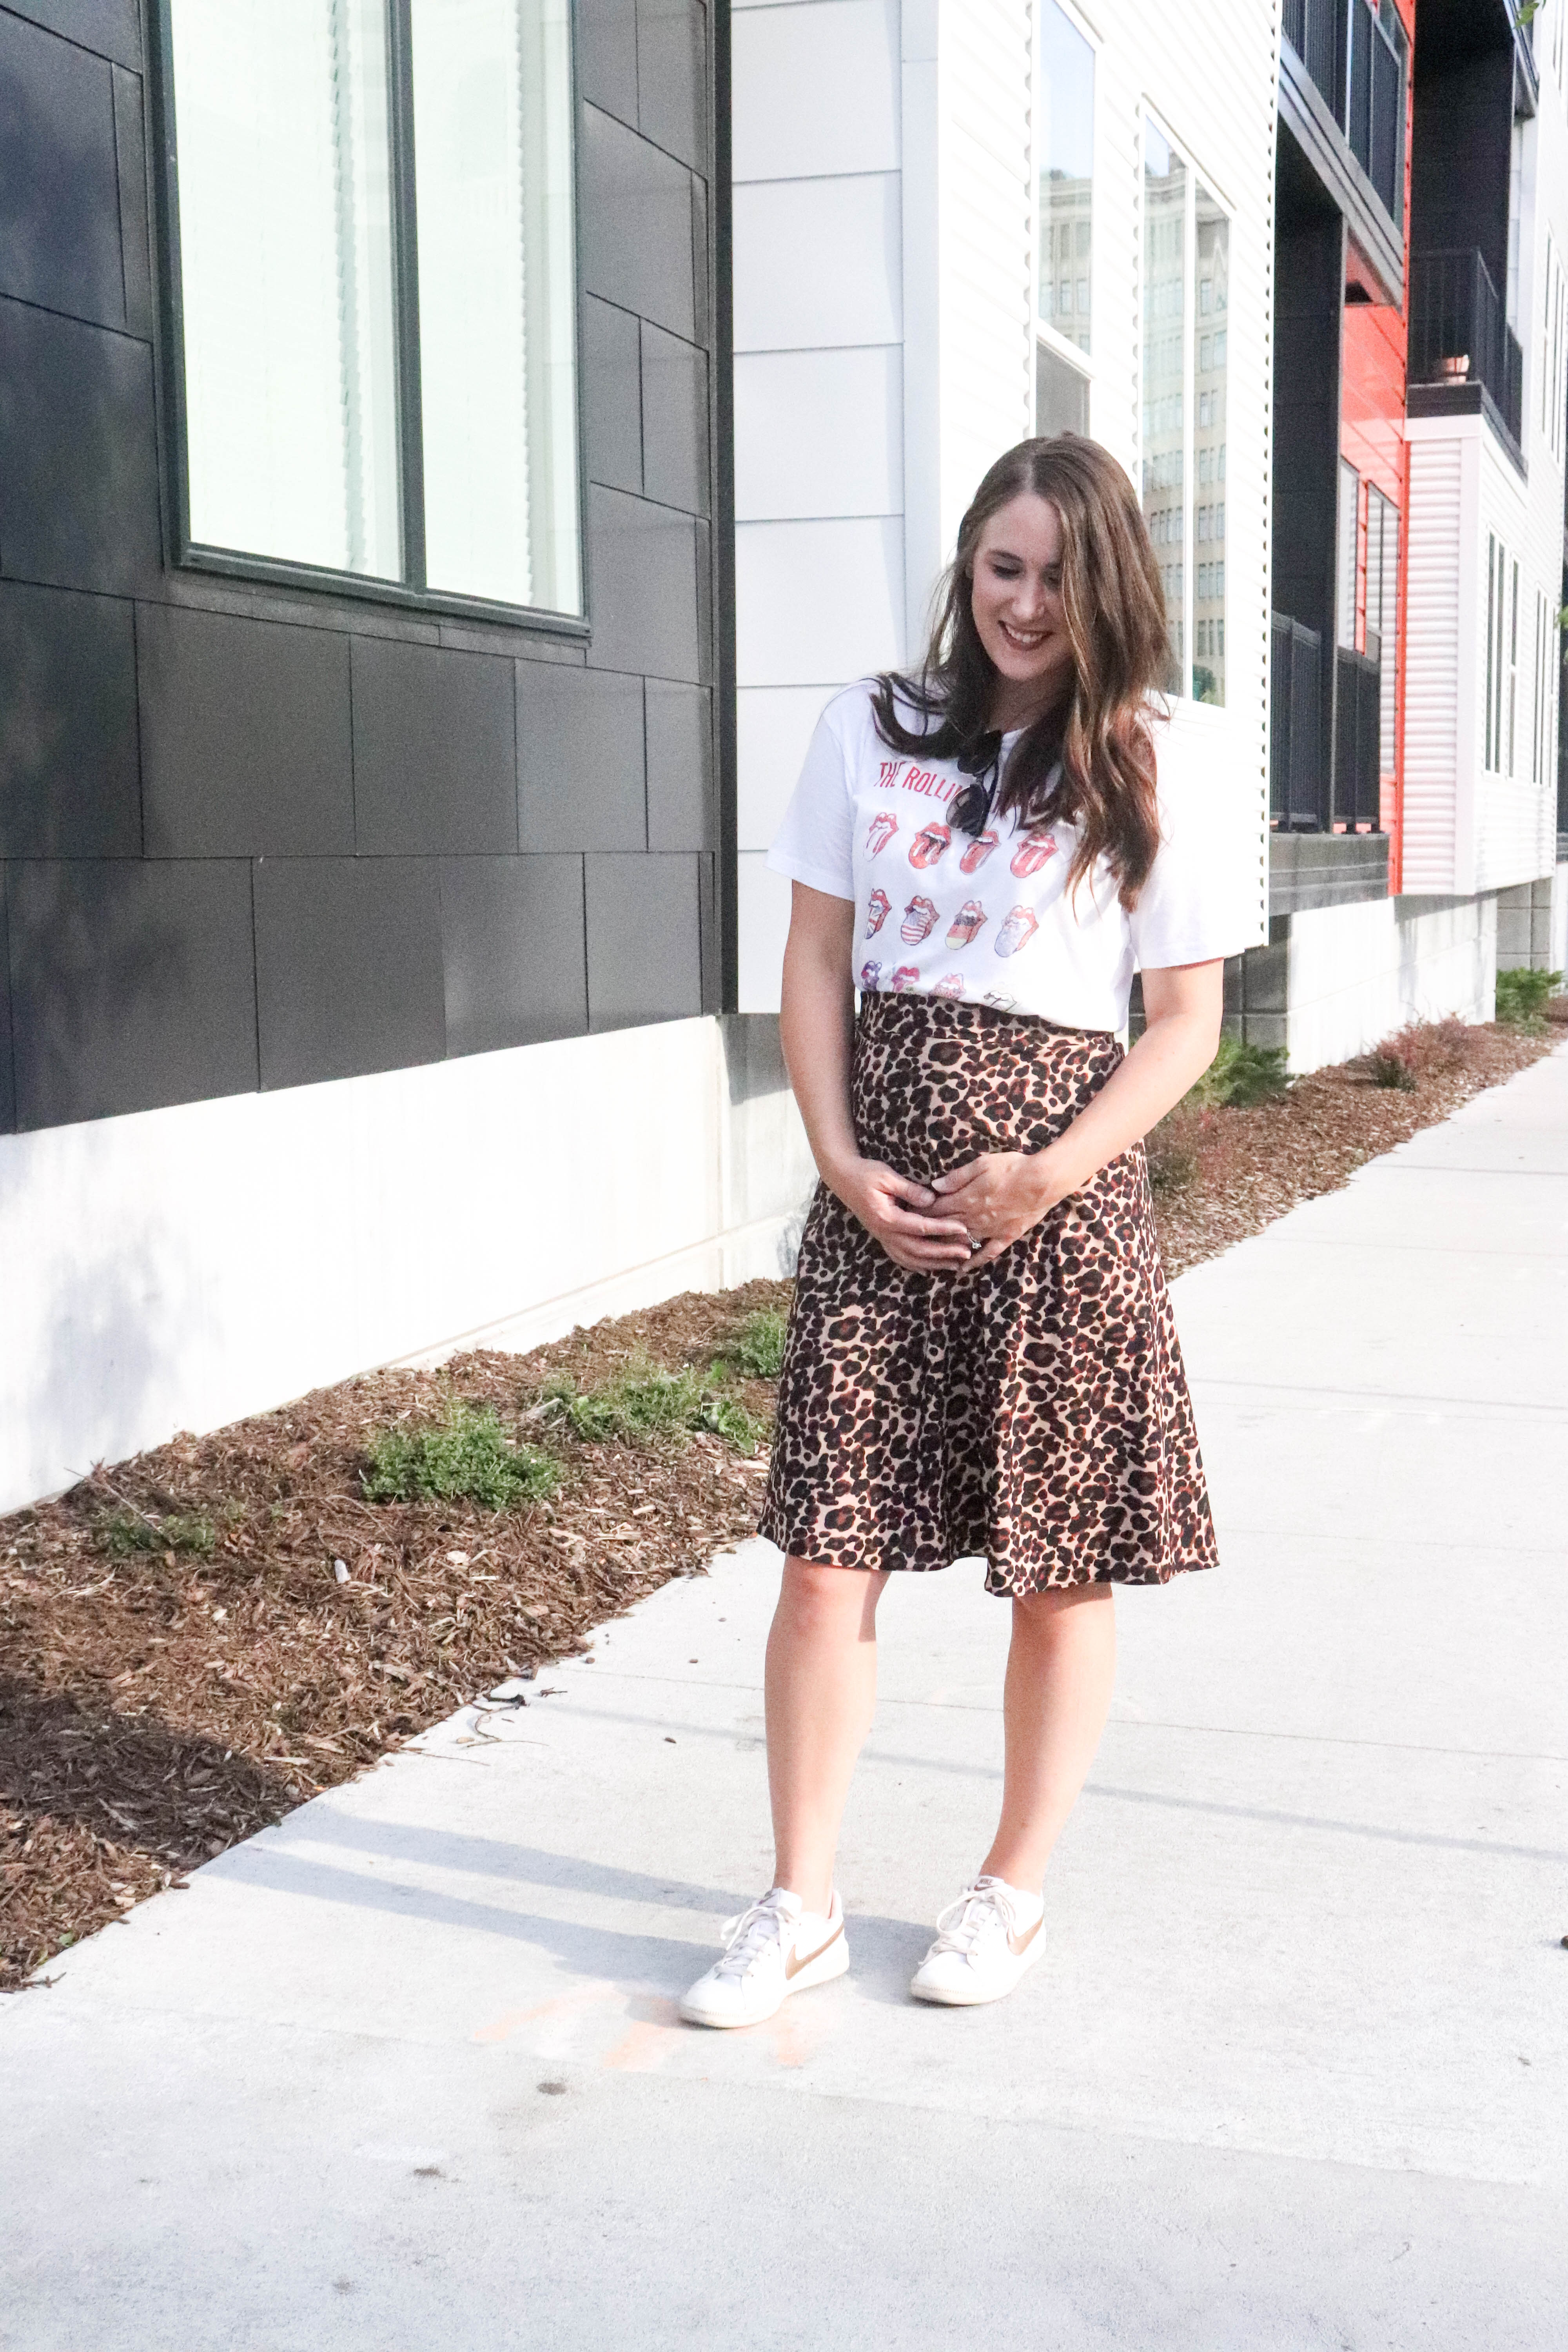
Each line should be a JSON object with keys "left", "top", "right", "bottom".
{"left": 927, "top": 1879, "right": 1020, "bottom": 1958}
{"left": 711, "top": 1896, "right": 794, "bottom": 1980}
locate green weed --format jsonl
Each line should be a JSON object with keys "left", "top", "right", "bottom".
{"left": 95, "top": 1507, "right": 216, "bottom": 1558}
{"left": 728, "top": 1308, "right": 788, "bottom": 1381}
{"left": 544, "top": 1359, "right": 763, "bottom": 1453}
{"left": 1187, "top": 1033, "right": 1291, "bottom": 1110}
{"left": 362, "top": 1401, "right": 559, "bottom": 1510}
{"left": 1366, "top": 1047, "right": 1418, "bottom": 1091}
{"left": 1495, "top": 967, "right": 1563, "bottom": 1029}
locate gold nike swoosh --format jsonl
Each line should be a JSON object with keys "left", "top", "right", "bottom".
{"left": 1008, "top": 1915, "right": 1043, "bottom": 1957}
{"left": 785, "top": 1921, "right": 845, "bottom": 1978}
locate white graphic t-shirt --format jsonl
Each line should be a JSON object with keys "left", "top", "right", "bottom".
{"left": 767, "top": 682, "right": 1251, "bottom": 1032}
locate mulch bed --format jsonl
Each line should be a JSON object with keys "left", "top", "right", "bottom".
{"left": 2, "top": 1019, "right": 1561, "bottom": 1991}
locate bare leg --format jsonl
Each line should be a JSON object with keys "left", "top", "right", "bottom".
{"left": 980, "top": 1583, "right": 1117, "bottom": 1891}
{"left": 765, "top": 1559, "right": 888, "bottom": 1915}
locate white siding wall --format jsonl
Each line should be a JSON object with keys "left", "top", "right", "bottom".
{"left": 1403, "top": 51, "right": 1568, "bottom": 904}
{"left": 733, "top": 0, "right": 1278, "bottom": 1009}
{"left": 731, "top": 0, "right": 907, "bottom": 1002}
{"left": 1401, "top": 424, "right": 1468, "bottom": 893}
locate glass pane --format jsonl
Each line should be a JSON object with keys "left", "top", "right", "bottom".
{"left": 170, "top": 0, "right": 401, "bottom": 578}
{"left": 1035, "top": 339, "right": 1090, "bottom": 437}
{"left": 1141, "top": 122, "right": 1185, "bottom": 691}
{"left": 1336, "top": 459, "right": 1359, "bottom": 650}
{"left": 412, "top": 0, "right": 581, "bottom": 613}
{"left": 1038, "top": 3, "right": 1094, "bottom": 355}
{"left": 1192, "top": 184, "right": 1228, "bottom": 705}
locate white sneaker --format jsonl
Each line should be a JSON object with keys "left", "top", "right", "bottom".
{"left": 909, "top": 1876, "right": 1045, "bottom": 2007}
{"left": 679, "top": 1887, "right": 849, "bottom": 2028}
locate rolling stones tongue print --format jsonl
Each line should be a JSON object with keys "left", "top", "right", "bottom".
{"left": 890, "top": 965, "right": 921, "bottom": 991}
{"left": 959, "top": 829, "right": 1000, "bottom": 875}
{"left": 946, "top": 899, "right": 987, "bottom": 948}
{"left": 1009, "top": 828, "right": 1058, "bottom": 878}
{"left": 909, "top": 820, "right": 950, "bottom": 870}
{"left": 900, "top": 895, "right": 939, "bottom": 945}
{"left": 860, "top": 960, "right": 882, "bottom": 991}
{"left": 933, "top": 972, "right": 966, "bottom": 999}
{"left": 995, "top": 905, "right": 1040, "bottom": 958}
{"left": 865, "top": 887, "right": 891, "bottom": 938}
{"left": 865, "top": 811, "right": 898, "bottom": 857}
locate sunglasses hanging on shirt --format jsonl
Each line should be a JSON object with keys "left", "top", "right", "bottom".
{"left": 950, "top": 732, "right": 1004, "bottom": 838}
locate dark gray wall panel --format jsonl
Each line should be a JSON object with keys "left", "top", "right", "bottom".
{"left": 111, "top": 64, "right": 152, "bottom": 339}
{"left": 0, "top": 11, "right": 123, "bottom": 328}
{"left": 439, "top": 854, "right": 588, "bottom": 1054}
{"left": 254, "top": 858, "right": 444, "bottom": 1089}
{"left": 518, "top": 661, "right": 646, "bottom": 851}
{"left": 140, "top": 605, "right": 354, "bottom": 858}
{"left": 645, "top": 680, "right": 712, "bottom": 850}
{"left": 637, "top": 0, "right": 707, "bottom": 173}
{"left": 584, "top": 486, "right": 700, "bottom": 682}
{"left": 641, "top": 322, "right": 708, "bottom": 514}
{"left": 0, "top": 300, "right": 160, "bottom": 593}
{"left": 8, "top": 857, "right": 257, "bottom": 1128}
{"left": 583, "top": 294, "right": 643, "bottom": 494}
{"left": 577, "top": 0, "right": 639, "bottom": 126}
{"left": 585, "top": 851, "right": 701, "bottom": 1030}
{"left": 0, "top": 579, "right": 138, "bottom": 855}
{"left": 0, "top": 867, "right": 15, "bottom": 1132}
{"left": 579, "top": 104, "right": 695, "bottom": 342}
{"left": 0, "top": 1, "right": 141, "bottom": 71}
{"left": 351, "top": 638, "right": 517, "bottom": 856}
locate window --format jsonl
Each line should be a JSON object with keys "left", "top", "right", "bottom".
{"left": 1485, "top": 533, "right": 1515, "bottom": 775}
{"left": 162, "top": 0, "right": 582, "bottom": 619}
{"left": 1336, "top": 460, "right": 1360, "bottom": 652}
{"left": 1534, "top": 588, "right": 1550, "bottom": 785}
{"left": 1038, "top": 3, "right": 1094, "bottom": 356}
{"left": 1139, "top": 122, "right": 1229, "bottom": 705}
{"left": 1541, "top": 236, "right": 1566, "bottom": 462}
{"left": 1365, "top": 484, "right": 1399, "bottom": 778}
{"left": 1508, "top": 555, "right": 1520, "bottom": 775}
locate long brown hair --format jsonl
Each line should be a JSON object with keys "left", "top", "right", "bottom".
{"left": 870, "top": 434, "right": 1170, "bottom": 908}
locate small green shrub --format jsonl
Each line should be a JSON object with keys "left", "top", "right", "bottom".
{"left": 544, "top": 1359, "right": 762, "bottom": 1452}
{"left": 95, "top": 1507, "right": 215, "bottom": 1558}
{"left": 730, "top": 1307, "right": 788, "bottom": 1380}
{"left": 362, "top": 1401, "right": 559, "bottom": 1509}
{"left": 1495, "top": 966, "right": 1563, "bottom": 1028}
{"left": 1187, "top": 1034, "right": 1291, "bottom": 1111}
{"left": 1366, "top": 1047, "right": 1418, "bottom": 1091}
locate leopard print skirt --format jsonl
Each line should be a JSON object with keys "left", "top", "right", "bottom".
{"left": 758, "top": 991, "right": 1218, "bottom": 1596}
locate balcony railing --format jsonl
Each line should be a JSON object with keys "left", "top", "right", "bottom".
{"left": 1283, "top": 0, "right": 1406, "bottom": 227}
{"left": 1408, "top": 248, "right": 1524, "bottom": 450}
{"left": 1270, "top": 614, "right": 1326, "bottom": 831}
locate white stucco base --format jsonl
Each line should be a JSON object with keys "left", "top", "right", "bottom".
{"left": 0, "top": 1018, "right": 816, "bottom": 1515}
{"left": 1274, "top": 891, "right": 1499, "bottom": 1074}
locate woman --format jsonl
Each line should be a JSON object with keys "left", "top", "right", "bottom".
{"left": 681, "top": 435, "right": 1247, "bottom": 2029}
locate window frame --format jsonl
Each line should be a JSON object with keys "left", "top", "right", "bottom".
{"left": 147, "top": 0, "right": 591, "bottom": 639}
{"left": 1032, "top": 0, "right": 1099, "bottom": 428}
{"left": 1138, "top": 109, "right": 1234, "bottom": 708}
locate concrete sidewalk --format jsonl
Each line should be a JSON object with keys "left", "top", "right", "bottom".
{"left": 3, "top": 1049, "right": 1566, "bottom": 2351}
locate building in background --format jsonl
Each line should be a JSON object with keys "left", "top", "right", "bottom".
{"left": 1255, "top": 0, "right": 1568, "bottom": 1069}
{"left": 732, "top": 0, "right": 1278, "bottom": 1011}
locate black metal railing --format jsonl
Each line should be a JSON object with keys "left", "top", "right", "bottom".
{"left": 1334, "top": 647, "right": 1383, "bottom": 832}
{"left": 1283, "top": 0, "right": 1405, "bottom": 228}
{"left": 1270, "top": 614, "right": 1327, "bottom": 830}
{"left": 1283, "top": 0, "right": 1339, "bottom": 118}
{"left": 1408, "top": 248, "right": 1524, "bottom": 448}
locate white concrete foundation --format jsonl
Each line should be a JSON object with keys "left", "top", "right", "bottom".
{"left": 1272, "top": 890, "right": 1498, "bottom": 1072}
{"left": 0, "top": 1018, "right": 816, "bottom": 1515}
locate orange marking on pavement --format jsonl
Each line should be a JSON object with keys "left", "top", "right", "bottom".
{"left": 471, "top": 1982, "right": 614, "bottom": 2044}
{"left": 601, "top": 2016, "right": 681, "bottom": 2072}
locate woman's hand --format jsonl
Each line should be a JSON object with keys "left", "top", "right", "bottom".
{"left": 931, "top": 1149, "right": 1068, "bottom": 1270}
{"left": 826, "top": 1156, "right": 975, "bottom": 1272}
